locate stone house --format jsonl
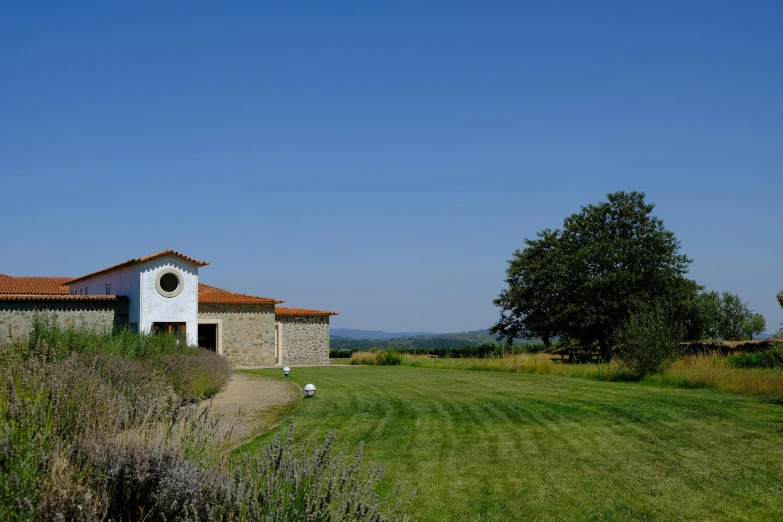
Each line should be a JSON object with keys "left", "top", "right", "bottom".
{"left": 0, "top": 250, "right": 337, "bottom": 365}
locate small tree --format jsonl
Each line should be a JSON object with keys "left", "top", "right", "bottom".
{"left": 615, "top": 303, "right": 683, "bottom": 377}
{"left": 744, "top": 313, "right": 767, "bottom": 340}
{"left": 718, "top": 292, "right": 765, "bottom": 341}
{"left": 683, "top": 290, "right": 721, "bottom": 341}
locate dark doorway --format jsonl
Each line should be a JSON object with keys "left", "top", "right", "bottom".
{"left": 198, "top": 323, "right": 217, "bottom": 352}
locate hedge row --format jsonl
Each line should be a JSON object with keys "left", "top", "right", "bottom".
{"left": 329, "top": 343, "right": 546, "bottom": 359}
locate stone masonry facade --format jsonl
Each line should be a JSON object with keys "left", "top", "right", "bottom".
{"left": 198, "top": 303, "right": 276, "bottom": 366}
{"left": 277, "top": 315, "right": 330, "bottom": 365}
{"left": 0, "top": 300, "right": 130, "bottom": 342}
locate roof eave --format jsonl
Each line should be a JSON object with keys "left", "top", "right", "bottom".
{"left": 65, "top": 250, "right": 209, "bottom": 285}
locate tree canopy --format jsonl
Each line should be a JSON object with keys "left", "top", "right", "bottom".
{"left": 492, "top": 191, "right": 696, "bottom": 358}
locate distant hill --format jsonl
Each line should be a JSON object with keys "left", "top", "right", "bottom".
{"left": 330, "top": 328, "right": 540, "bottom": 350}
{"left": 331, "top": 328, "right": 439, "bottom": 340}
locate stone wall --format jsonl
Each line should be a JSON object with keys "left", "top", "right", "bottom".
{"left": 0, "top": 300, "right": 130, "bottom": 342}
{"left": 198, "top": 303, "right": 275, "bottom": 366}
{"left": 277, "top": 315, "right": 330, "bottom": 365}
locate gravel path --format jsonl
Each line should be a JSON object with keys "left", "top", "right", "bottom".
{"left": 201, "top": 372, "right": 301, "bottom": 446}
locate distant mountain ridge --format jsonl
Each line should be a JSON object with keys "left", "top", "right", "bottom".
{"left": 331, "top": 328, "right": 443, "bottom": 340}
{"left": 330, "top": 328, "right": 539, "bottom": 350}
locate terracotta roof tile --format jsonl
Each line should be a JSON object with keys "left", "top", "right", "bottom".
{"left": 198, "top": 283, "right": 282, "bottom": 304}
{"left": 66, "top": 250, "right": 209, "bottom": 285}
{"left": 275, "top": 306, "right": 338, "bottom": 316}
{"left": 0, "top": 294, "right": 128, "bottom": 301}
{"left": 0, "top": 275, "right": 70, "bottom": 295}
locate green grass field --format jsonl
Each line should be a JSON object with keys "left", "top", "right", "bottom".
{"left": 240, "top": 366, "right": 783, "bottom": 521}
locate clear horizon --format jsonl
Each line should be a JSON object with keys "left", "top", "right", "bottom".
{"left": 1, "top": 2, "right": 781, "bottom": 332}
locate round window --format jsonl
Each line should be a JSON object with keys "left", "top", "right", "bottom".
{"left": 160, "top": 272, "right": 179, "bottom": 293}
{"left": 155, "top": 269, "right": 184, "bottom": 298}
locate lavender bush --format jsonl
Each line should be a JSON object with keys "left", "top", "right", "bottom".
{"left": 1, "top": 321, "right": 413, "bottom": 521}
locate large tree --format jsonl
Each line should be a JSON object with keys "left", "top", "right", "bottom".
{"left": 491, "top": 229, "right": 561, "bottom": 347}
{"left": 493, "top": 191, "right": 695, "bottom": 359}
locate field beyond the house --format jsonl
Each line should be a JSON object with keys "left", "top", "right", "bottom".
{"left": 241, "top": 366, "right": 783, "bottom": 521}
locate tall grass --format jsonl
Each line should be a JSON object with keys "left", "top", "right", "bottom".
{"left": 399, "top": 352, "right": 783, "bottom": 400}
{"left": 350, "top": 350, "right": 404, "bottom": 366}
{"left": 400, "top": 352, "right": 621, "bottom": 379}
{"left": 649, "top": 353, "right": 783, "bottom": 398}
{"left": 1, "top": 318, "right": 412, "bottom": 521}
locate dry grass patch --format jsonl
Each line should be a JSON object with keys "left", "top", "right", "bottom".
{"left": 398, "top": 352, "right": 783, "bottom": 400}
{"left": 651, "top": 353, "right": 783, "bottom": 398}
{"left": 400, "top": 352, "right": 619, "bottom": 379}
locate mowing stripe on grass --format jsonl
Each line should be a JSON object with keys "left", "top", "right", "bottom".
{"left": 239, "top": 366, "right": 783, "bottom": 521}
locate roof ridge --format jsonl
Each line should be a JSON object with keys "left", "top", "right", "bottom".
{"left": 66, "top": 250, "right": 209, "bottom": 285}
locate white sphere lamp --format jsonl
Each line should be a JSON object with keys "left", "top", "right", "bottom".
{"left": 304, "top": 383, "right": 316, "bottom": 397}
{"left": 283, "top": 367, "right": 290, "bottom": 376}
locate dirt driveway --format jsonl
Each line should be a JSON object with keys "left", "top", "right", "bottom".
{"left": 201, "top": 372, "right": 301, "bottom": 447}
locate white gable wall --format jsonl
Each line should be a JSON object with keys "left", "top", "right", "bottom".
{"left": 139, "top": 255, "right": 199, "bottom": 345}
{"left": 67, "top": 265, "right": 143, "bottom": 325}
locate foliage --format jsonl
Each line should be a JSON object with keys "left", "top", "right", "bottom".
{"left": 331, "top": 343, "right": 546, "bottom": 360}
{"left": 614, "top": 304, "right": 684, "bottom": 377}
{"left": 25, "top": 312, "right": 195, "bottom": 360}
{"left": 22, "top": 314, "right": 232, "bottom": 401}
{"left": 1, "top": 323, "right": 410, "bottom": 521}
{"left": 776, "top": 290, "right": 783, "bottom": 338}
{"left": 330, "top": 329, "right": 538, "bottom": 351}
{"left": 491, "top": 228, "right": 561, "bottom": 347}
{"left": 244, "top": 366, "right": 783, "bottom": 520}
{"left": 492, "top": 191, "right": 695, "bottom": 359}
{"left": 350, "top": 350, "right": 405, "bottom": 366}
{"left": 376, "top": 350, "right": 404, "bottom": 366}
{"left": 397, "top": 351, "right": 783, "bottom": 400}
{"left": 715, "top": 292, "right": 766, "bottom": 340}
{"left": 728, "top": 343, "right": 783, "bottom": 369}
{"left": 683, "top": 291, "right": 766, "bottom": 341}
{"left": 42, "top": 420, "right": 411, "bottom": 522}
{"left": 683, "top": 290, "right": 722, "bottom": 341}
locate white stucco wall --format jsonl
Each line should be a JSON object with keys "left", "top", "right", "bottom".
{"left": 138, "top": 255, "right": 199, "bottom": 345}
{"left": 67, "top": 254, "right": 200, "bottom": 344}
{"left": 67, "top": 265, "right": 142, "bottom": 325}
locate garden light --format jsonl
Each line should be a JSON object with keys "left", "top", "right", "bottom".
{"left": 304, "top": 383, "right": 316, "bottom": 397}
{"left": 283, "top": 367, "right": 290, "bottom": 376}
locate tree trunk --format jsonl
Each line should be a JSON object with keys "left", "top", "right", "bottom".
{"left": 598, "top": 337, "right": 611, "bottom": 362}
{"left": 542, "top": 336, "right": 552, "bottom": 348}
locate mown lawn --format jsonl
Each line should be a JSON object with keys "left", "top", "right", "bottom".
{"left": 240, "top": 366, "right": 783, "bottom": 521}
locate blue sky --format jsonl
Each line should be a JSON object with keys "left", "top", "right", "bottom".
{"left": 1, "top": 2, "right": 781, "bottom": 332}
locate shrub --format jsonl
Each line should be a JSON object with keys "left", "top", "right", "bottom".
{"left": 349, "top": 351, "right": 379, "bottom": 365}
{"left": 1, "top": 323, "right": 412, "bottom": 521}
{"left": 728, "top": 344, "right": 783, "bottom": 369}
{"left": 330, "top": 349, "right": 355, "bottom": 359}
{"left": 349, "top": 350, "right": 404, "bottom": 366}
{"left": 615, "top": 304, "right": 684, "bottom": 378}
{"left": 376, "top": 350, "right": 403, "bottom": 366}
{"left": 338, "top": 343, "right": 547, "bottom": 362}
{"left": 159, "top": 350, "right": 233, "bottom": 401}
{"left": 38, "top": 420, "right": 413, "bottom": 522}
